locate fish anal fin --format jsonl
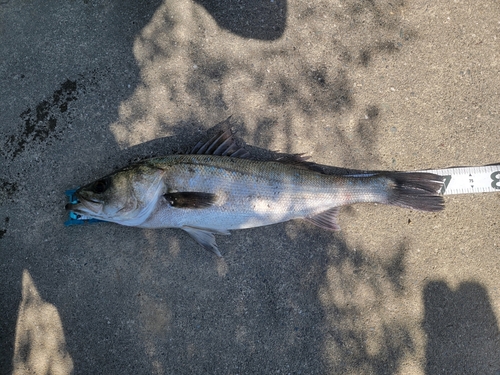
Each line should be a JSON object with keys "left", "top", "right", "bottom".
{"left": 304, "top": 207, "right": 341, "bottom": 231}
{"left": 182, "top": 226, "right": 230, "bottom": 257}
{"left": 164, "top": 192, "right": 217, "bottom": 209}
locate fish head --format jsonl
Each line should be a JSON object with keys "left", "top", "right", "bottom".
{"left": 67, "top": 165, "right": 165, "bottom": 225}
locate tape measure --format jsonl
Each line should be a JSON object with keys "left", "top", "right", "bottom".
{"left": 418, "top": 164, "right": 500, "bottom": 195}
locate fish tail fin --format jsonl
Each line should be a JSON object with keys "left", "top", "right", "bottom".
{"left": 383, "top": 172, "right": 445, "bottom": 212}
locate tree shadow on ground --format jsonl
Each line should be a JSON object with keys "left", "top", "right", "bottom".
{"left": 423, "top": 281, "right": 500, "bottom": 375}
{"left": 194, "top": 0, "right": 287, "bottom": 40}
{"left": 0, "top": 0, "right": 441, "bottom": 374}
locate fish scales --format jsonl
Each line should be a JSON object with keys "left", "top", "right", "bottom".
{"left": 66, "top": 129, "right": 444, "bottom": 256}
{"left": 145, "top": 154, "right": 387, "bottom": 230}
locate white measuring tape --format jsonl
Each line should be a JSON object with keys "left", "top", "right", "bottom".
{"left": 417, "top": 164, "right": 500, "bottom": 195}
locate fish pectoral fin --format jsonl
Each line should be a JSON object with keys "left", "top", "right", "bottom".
{"left": 304, "top": 207, "right": 341, "bottom": 231}
{"left": 182, "top": 226, "right": 230, "bottom": 257}
{"left": 164, "top": 192, "right": 217, "bottom": 209}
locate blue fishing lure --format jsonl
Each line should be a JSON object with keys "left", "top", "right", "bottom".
{"left": 64, "top": 189, "right": 104, "bottom": 226}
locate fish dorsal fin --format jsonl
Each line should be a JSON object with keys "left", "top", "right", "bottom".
{"left": 164, "top": 192, "right": 217, "bottom": 209}
{"left": 181, "top": 226, "right": 231, "bottom": 257}
{"left": 304, "top": 207, "right": 341, "bottom": 231}
{"left": 190, "top": 129, "right": 251, "bottom": 159}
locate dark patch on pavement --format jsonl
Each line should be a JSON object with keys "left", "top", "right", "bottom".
{"left": 3, "top": 78, "right": 83, "bottom": 160}
{"left": 0, "top": 218, "right": 9, "bottom": 239}
{"left": 0, "top": 180, "right": 17, "bottom": 204}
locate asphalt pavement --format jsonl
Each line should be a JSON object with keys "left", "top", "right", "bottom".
{"left": 1, "top": 0, "right": 500, "bottom": 374}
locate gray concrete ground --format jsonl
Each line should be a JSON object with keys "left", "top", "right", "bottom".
{"left": 1, "top": 0, "right": 500, "bottom": 374}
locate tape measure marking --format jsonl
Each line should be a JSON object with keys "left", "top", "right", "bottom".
{"left": 417, "top": 164, "right": 500, "bottom": 195}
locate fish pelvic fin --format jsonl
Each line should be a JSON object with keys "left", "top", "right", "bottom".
{"left": 384, "top": 172, "right": 445, "bottom": 212}
{"left": 182, "top": 226, "right": 231, "bottom": 257}
{"left": 305, "top": 207, "right": 341, "bottom": 231}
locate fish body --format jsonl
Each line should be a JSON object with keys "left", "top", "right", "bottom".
{"left": 67, "top": 130, "right": 444, "bottom": 256}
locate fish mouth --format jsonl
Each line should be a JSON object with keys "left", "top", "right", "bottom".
{"left": 65, "top": 197, "right": 104, "bottom": 218}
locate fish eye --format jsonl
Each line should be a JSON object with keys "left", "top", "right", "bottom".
{"left": 91, "top": 179, "right": 109, "bottom": 194}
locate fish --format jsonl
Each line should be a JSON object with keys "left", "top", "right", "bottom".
{"left": 66, "top": 129, "right": 444, "bottom": 257}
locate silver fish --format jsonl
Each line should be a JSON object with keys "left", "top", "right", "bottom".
{"left": 66, "top": 130, "right": 444, "bottom": 256}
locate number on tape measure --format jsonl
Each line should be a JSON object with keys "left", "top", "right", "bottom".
{"left": 417, "top": 164, "right": 500, "bottom": 195}
{"left": 491, "top": 171, "right": 500, "bottom": 190}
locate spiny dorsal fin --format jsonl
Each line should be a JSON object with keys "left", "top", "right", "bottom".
{"left": 164, "top": 192, "right": 217, "bottom": 209}
{"left": 190, "top": 129, "right": 251, "bottom": 159}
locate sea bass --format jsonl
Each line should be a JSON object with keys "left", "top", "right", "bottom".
{"left": 66, "top": 130, "right": 444, "bottom": 256}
